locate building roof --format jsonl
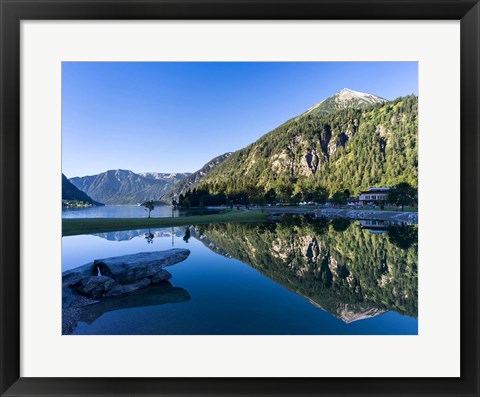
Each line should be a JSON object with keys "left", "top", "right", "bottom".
{"left": 359, "top": 191, "right": 390, "bottom": 195}
{"left": 369, "top": 187, "right": 389, "bottom": 191}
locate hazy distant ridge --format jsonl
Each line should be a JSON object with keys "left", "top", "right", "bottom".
{"left": 70, "top": 169, "right": 190, "bottom": 205}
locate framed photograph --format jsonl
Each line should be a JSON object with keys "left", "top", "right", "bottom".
{"left": 1, "top": 0, "right": 479, "bottom": 396}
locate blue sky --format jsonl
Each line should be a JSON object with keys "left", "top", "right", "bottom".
{"left": 62, "top": 62, "right": 418, "bottom": 177}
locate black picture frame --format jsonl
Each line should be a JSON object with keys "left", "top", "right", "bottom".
{"left": 1, "top": 1, "right": 479, "bottom": 396}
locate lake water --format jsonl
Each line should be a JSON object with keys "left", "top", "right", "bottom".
{"left": 62, "top": 205, "right": 225, "bottom": 219}
{"left": 62, "top": 216, "right": 418, "bottom": 335}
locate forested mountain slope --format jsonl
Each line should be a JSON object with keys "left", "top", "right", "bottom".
{"left": 163, "top": 152, "right": 232, "bottom": 202}
{"left": 195, "top": 93, "right": 417, "bottom": 198}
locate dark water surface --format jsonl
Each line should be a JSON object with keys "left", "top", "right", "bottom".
{"left": 62, "top": 217, "right": 418, "bottom": 335}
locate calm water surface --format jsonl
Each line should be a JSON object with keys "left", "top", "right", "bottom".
{"left": 62, "top": 205, "right": 226, "bottom": 219}
{"left": 62, "top": 217, "right": 418, "bottom": 335}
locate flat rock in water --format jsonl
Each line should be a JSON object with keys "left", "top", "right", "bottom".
{"left": 94, "top": 249, "right": 190, "bottom": 284}
{"left": 62, "top": 248, "right": 190, "bottom": 286}
{"left": 63, "top": 262, "right": 98, "bottom": 286}
{"left": 62, "top": 248, "right": 190, "bottom": 303}
{"left": 151, "top": 269, "right": 173, "bottom": 284}
{"left": 103, "top": 277, "right": 151, "bottom": 297}
{"left": 72, "top": 276, "right": 117, "bottom": 299}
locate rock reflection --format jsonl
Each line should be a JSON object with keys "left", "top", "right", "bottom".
{"left": 64, "top": 282, "right": 190, "bottom": 335}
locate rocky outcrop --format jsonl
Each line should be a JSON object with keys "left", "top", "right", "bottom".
{"left": 63, "top": 249, "right": 190, "bottom": 301}
{"left": 93, "top": 249, "right": 189, "bottom": 284}
{"left": 71, "top": 276, "right": 118, "bottom": 299}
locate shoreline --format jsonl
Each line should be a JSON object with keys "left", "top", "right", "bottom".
{"left": 63, "top": 207, "right": 417, "bottom": 237}
{"left": 62, "top": 211, "right": 269, "bottom": 236}
{"left": 264, "top": 207, "right": 418, "bottom": 224}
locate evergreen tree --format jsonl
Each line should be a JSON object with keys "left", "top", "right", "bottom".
{"left": 388, "top": 182, "right": 417, "bottom": 211}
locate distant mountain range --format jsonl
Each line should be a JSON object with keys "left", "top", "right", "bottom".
{"left": 67, "top": 154, "right": 232, "bottom": 206}
{"left": 62, "top": 174, "right": 103, "bottom": 206}
{"left": 138, "top": 172, "right": 188, "bottom": 181}
{"left": 64, "top": 88, "right": 417, "bottom": 205}
{"left": 69, "top": 169, "right": 190, "bottom": 205}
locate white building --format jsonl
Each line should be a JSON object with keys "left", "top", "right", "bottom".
{"left": 358, "top": 187, "right": 390, "bottom": 205}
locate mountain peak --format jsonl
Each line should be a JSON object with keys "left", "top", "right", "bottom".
{"left": 336, "top": 88, "right": 386, "bottom": 104}
{"left": 303, "top": 88, "right": 387, "bottom": 117}
{"left": 338, "top": 87, "right": 368, "bottom": 97}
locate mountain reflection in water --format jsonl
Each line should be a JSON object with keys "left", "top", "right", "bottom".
{"left": 191, "top": 216, "right": 418, "bottom": 322}
{"left": 93, "top": 228, "right": 184, "bottom": 242}
{"left": 63, "top": 216, "right": 417, "bottom": 334}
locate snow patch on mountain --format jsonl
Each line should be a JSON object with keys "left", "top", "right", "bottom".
{"left": 335, "top": 88, "right": 386, "bottom": 106}
{"left": 140, "top": 172, "right": 191, "bottom": 180}
{"left": 301, "top": 88, "right": 387, "bottom": 118}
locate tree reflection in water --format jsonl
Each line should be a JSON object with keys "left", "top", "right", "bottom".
{"left": 192, "top": 216, "right": 418, "bottom": 321}
{"left": 145, "top": 228, "right": 154, "bottom": 244}
{"left": 183, "top": 226, "right": 191, "bottom": 243}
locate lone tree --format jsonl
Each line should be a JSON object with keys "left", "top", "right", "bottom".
{"left": 144, "top": 200, "right": 155, "bottom": 218}
{"left": 388, "top": 182, "right": 417, "bottom": 211}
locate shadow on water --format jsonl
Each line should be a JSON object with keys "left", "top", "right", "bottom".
{"left": 74, "top": 281, "right": 190, "bottom": 326}
{"left": 191, "top": 215, "right": 418, "bottom": 322}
